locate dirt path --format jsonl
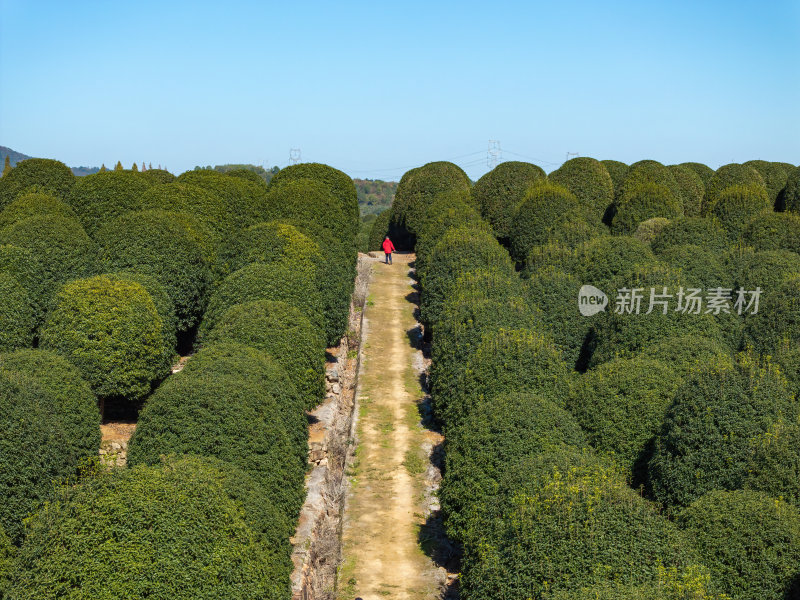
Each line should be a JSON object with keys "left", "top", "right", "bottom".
{"left": 339, "top": 252, "right": 445, "bottom": 600}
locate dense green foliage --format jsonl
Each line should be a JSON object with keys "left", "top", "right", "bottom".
{"left": 40, "top": 275, "right": 172, "bottom": 401}
{"left": 667, "top": 164, "right": 705, "bottom": 216}
{"left": 678, "top": 490, "right": 800, "bottom": 600}
{"left": 0, "top": 244, "right": 48, "bottom": 329}
{"left": 612, "top": 182, "right": 683, "bottom": 235}
{"left": 139, "top": 182, "right": 231, "bottom": 240}
{"left": 638, "top": 334, "right": 733, "bottom": 379}
{"left": 600, "top": 159, "right": 629, "bottom": 196}
{"left": 0, "top": 159, "right": 75, "bottom": 209}
{"left": 353, "top": 178, "right": 396, "bottom": 216}
{"left": 548, "top": 156, "right": 615, "bottom": 219}
{"left": 648, "top": 362, "right": 798, "bottom": 509}
{"left": 784, "top": 166, "right": 800, "bottom": 213}
{"left": 742, "top": 211, "right": 800, "bottom": 253}
{"left": 649, "top": 216, "right": 729, "bottom": 254}
{"left": 176, "top": 169, "right": 268, "bottom": 232}
{"left": 702, "top": 163, "right": 766, "bottom": 214}
{"left": 0, "top": 191, "right": 78, "bottom": 229}
{"left": 743, "top": 277, "right": 800, "bottom": 356}
{"left": 66, "top": 170, "right": 155, "bottom": 236}
{"left": 441, "top": 392, "right": 585, "bottom": 543}
{"left": 0, "top": 271, "right": 35, "bottom": 351}
{"left": 128, "top": 342, "right": 306, "bottom": 521}
{"left": 633, "top": 217, "right": 671, "bottom": 244}
{"left": 0, "top": 527, "right": 13, "bottom": 597}
{"left": 619, "top": 160, "right": 682, "bottom": 209}
{"left": 732, "top": 248, "right": 800, "bottom": 298}
{"left": 575, "top": 235, "right": 657, "bottom": 290}
{"left": 367, "top": 209, "right": 391, "bottom": 252}
{"left": 0, "top": 372, "right": 99, "bottom": 544}
{"left": 710, "top": 184, "right": 771, "bottom": 238}
{"left": 744, "top": 159, "right": 792, "bottom": 207}
{"left": 658, "top": 244, "right": 729, "bottom": 288}
{"left": 471, "top": 161, "right": 546, "bottom": 239}
{"left": 202, "top": 300, "right": 325, "bottom": 410}
{"left": 679, "top": 162, "right": 714, "bottom": 187}
{"left": 356, "top": 213, "right": 377, "bottom": 252}
{"left": 138, "top": 168, "right": 175, "bottom": 184}
{"left": 7, "top": 457, "right": 290, "bottom": 599}
{"left": 391, "top": 161, "right": 472, "bottom": 235}
{"left": 95, "top": 210, "right": 214, "bottom": 332}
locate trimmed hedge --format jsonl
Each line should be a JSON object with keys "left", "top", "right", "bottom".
{"left": 138, "top": 168, "right": 175, "bottom": 184}
{"left": 419, "top": 226, "right": 515, "bottom": 328}
{"left": 357, "top": 213, "right": 377, "bottom": 253}
{"left": 575, "top": 235, "right": 657, "bottom": 290}
{"left": 0, "top": 371, "right": 98, "bottom": 544}
{"left": 743, "top": 211, "right": 800, "bottom": 253}
{"left": 648, "top": 361, "right": 798, "bottom": 509}
{"left": 0, "top": 272, "right": 35, "bottom": 351}
{"left": 548, "top": 157, "right": 615, "bottom": 219}
{"left": 199, "top": 259, "right": 324, "bottom": 339}
{"left": 784, "top": 166, "right": 800, "bottom": 213}
{"left": 40, "top": 275, "right": 173, "bottom": 401}
{"left": 0, "top": 159, "right": 75, "bottom": 209}
{"left": 667, "top": 164, "right": 704, "bottom": 217}
{"left": 600, "top": 159, "right": 629, "bottom": 196}
{"left": 743, "top": 277, "right": 800, "bottom": 356}
{"left": 471, "top": 161, "right": 546, "bottom": 239}
{"left": 95, "top": 210, "right": 214, "bottom": 333}
{"left": 66, "top": 170, "right": 156, "bottom": 236}
{"left": 265, "top": 162, "right": 359, "bottom": 242}
{"left": 7, "top": 457, "right": 289, "bottom": 599}
{"left": 633, "top": 217, "right": 671, "bottom": 244}
{"left": 509, "top": 182, "right": 599, "bottom": 261}
{"left": 612, "top": 182, "right": 683, "bottom": 235}
{"left": 367, "top": 209, "right": 391, "bottom": 252}
{"left": 545, "top": 570, "right": 726, "bottom": 600}
{"left": 391, "top": 161, "right": 472, "bottom": 236}
{"left": 710, "top": 184, "right": 771, "bottom": 239}
{"left": 128, "top": 342, "right": 306, "bottom": 521}
{"left": 0, "top": 349, "right": 101, "bottom": 466}
{"left": 732, "top": 248, "right": 800, "bottom": 300}
{"left": 650, "top": 216, "right": 730, "bottom": 255}
{"left": 0, "top": 244, "right": 49, "bottom": 329}
{"left": 638, "top": 334, "right": 733, "bottom": 379}
{"left": 0, "top": 191, "right": 78, "bottom": 229}
{"left": 744, "top": 159, "right": 792, "bottom": 207}
{"left": 702, "top": 163, "right": 766, "bottom": 215}
{"left": 202, "top": 300, "right": 325, "bottom": 410}
{"left": 176, "top": 169, "right": 268, "bottom": 233}
{"left": 444, "top": 328, "right": 569, "bottom": 430}
{"left": 522, "top": 242, "right": 579, "bottom": 277}
{"left": 0, "top": 527, "right": 13, "bottom": 597}
{"left": 679, "top": 162, "right": 714, "bottom": 187}
{"left": 658, "top": 244, "right": 729, "bottom": 289}
{"left": 678, "top": 490, "right": 800, "bottom": 600}
{"left": 226, "top": 168, "right": 268, "bottom": 189}
{"left": 139, "top": 182, "right": 231, "bottom": 240}
{"left": 619, "top": 160, "right": 682, "bottom": 209}
{"left": 460, "top": 455, "right": 701, "bottom": 598}
{"left": 440, "top": 392, "right": 585, "bottom": 543}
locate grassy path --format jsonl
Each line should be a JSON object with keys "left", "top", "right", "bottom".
{"left": 339, "top": 252, "right": 443, "bottom": 600}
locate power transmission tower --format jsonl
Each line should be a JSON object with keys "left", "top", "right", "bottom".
{"left": 565, "top": 151, "right": 579, "bottom": 162}
{"left": 487, "top": 140, "right": 502, "bottom": 168}
{"left": 289, "top": 148, "right": 301, "bottom": 165}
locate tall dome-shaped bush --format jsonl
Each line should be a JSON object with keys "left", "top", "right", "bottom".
{"left": 549, "top": 156, "right": 615, "bottom": 219}
{"left": 95, "top": 210, "right": 214, "bottom": 332}
{"left": 575, "top": 235, "right": 657, "bottom": 290}
{"left": 0, "top": 191, "right": 78, "bottom": 229}
{"left": 650, "top": 216, "right": 729, "bottom": 254}
{"left": 139, "top": 182, "right": 231, "bottom": 240}
{"left": 667, "top": 164, "right": 705, "bottom": 216}
{"left": 619, "top": 160, "right": 682, "bottom": 207}
{"left": 783, "top": 165, "right": 800, "bottom": 213}
{"left": 0, "top": 159, "right": 75, "bottom": 208}
{"left": 743, "top": 211, "right": 800, "bottom": 254}
{"left": 743, "top": 277, "right": 800, "bottom": 356}
{"left": 138, "top": 168, "right": 175, "bottom": 184}
{"left": 600, "top": 159, "right": 629, "bottom": 196}
{"left": 0, "top": 272, "right": 35, "bottom": 351}
{"left": 710, "top": 184, "right": 771, "bottom": 239}
{"left": 679, "top": 162, "right": 714, "bottom": 187}
{"left": 471, "top": 161, "right": 545, "bottom": 239}
{"left": 66, "top": 170, "right": 155, "bottom": 236}
{"left": 744, "top": 159, "right": 792, "bottom": 207}
{"left": 0, "top": 244, "right": 48, "bottom": 328}
{"left": 367, "top": 209, "right": 391, "bottom": 252}
{"left": 177, "top": 169, "right": 268, "bottom": 232}
{"left": 612, "top": 181, "right": 683, "bottom": 235}
{"left": 40, "top": 275, "right": 172, "bottom": 401}
{"left": 702, "top": 163, "right": 766, "bottom": 214}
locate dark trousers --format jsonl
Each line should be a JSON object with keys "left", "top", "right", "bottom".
{"left": 385, "top": 252, "right": 392, "bottom": 264}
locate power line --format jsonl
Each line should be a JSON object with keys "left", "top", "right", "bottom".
{"left": 289, "top": 148, "right": 301, "bottom": 165}
{"left": 487, "top": 140, "right": 501, "bottom": 169}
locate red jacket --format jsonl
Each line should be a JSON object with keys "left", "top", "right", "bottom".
{"left": 382, "top": 238, "right": 395, "bottom": 253}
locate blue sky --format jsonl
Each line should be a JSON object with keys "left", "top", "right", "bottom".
{"left": 1, "top": 0, "right": 798, "bottom": 180}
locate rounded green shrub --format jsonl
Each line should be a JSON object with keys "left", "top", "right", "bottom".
{"left": 391, "top": 161, "right": 472, "bottom": 236}
{"left": 471, "top": 161, "right": 546, "bottom": 239}
{"left": 648, "top": 361, "right": 797, "bottom": 509}
{"left": 600, "top": 159, "right": 629, "bottom": 196}
{"left": 570, "top": 357, "right": 681, "bottom": 478}
{"left": 0, "top": 349, "right": 101, "bottom": 464}
{"left": 575, "top": 235, "right": 657, "bottom": 290}
{"left": 703, "top": 163, "right": 766, "bottom": 215}
{"left": 0, "top": 371, "right": 99, "bottom": 543}
{"left": 619, "top": 160, "right": 682, "bottom": 208}
{"left": 658, "top": 244, "right": 729, "bottom": 289}
{"left": 266, "top": 162, "right": 359, "bottom": 241}
{"left": 743, "top": 277, "right": 800, "bottom": 355}
{"left": 783, "top": 166, "right": 800, "bottom": 213}
{"left": 667, "top": 164, "right": 705, "bottom": 216}
{"left": 743, "top": 211, "right": 800, "bottom": 253}
{"left": 226, "top": 168, "right": 268, "bottom": 189}
{"left": 638, "top": 334, "right": 733, "bottom": 379}
{"left": 0, "top": 159, "right": 75, "bottom": 208}
{"left": 522, "top": 242, "right": 579, "bottom": 277}
{"left": 0, "top": 214, "right": 95, "bottom": 315}
{"left": 548, "top": 157, "right": 615, "bottom": 219}
{"left": 544, "top": 569, "right": 726, "bottom": 600}
{"left": 612, "top": 182, "right": 683, "bottom": 235}
{"left": 445, "top": 328, "right": 569, "bottom": 430}
{"left": 419, "top": 226, "right": 515, "bottom": 328}
{"left": 0, "top": 244, "right": 49, "bottom": 328}
{"left": 40, "top": 275, "right": 172, "bottom": 401}
{"left": 0, "top": 191, "right": 78, "bottom": 229}
{"left": 440, "top": 392, "right": 585, "bottom": 543}
{"left": 744, "top": 159, "right": 792, "bottom": 207}
{"left": 633, "top": 217, "right": 671, "bottom": 244}
{"left": 0, "top": 272, "right": 35, "bottom": 351}
{"left": 199, "top": 259, "right": 324, "bottom": 338}
{"left": 139, "top": 182, "right": 231, "bottom": 240}
{"left": 678, "top": 489, "right": 800, "bottom": 600}
{"left": 357, "top": 213, "right": 377, "bottom": 253}
{"left": 128, "top": 342, "right": 306, "bottom": 519}
{"left": 509, "top": 181, "right": 598, "bottom": 262}
{"left": 732, "top": 248, "right": 800, "bottom": 299}
{"left": 66, "top": 170, "right": 156, "bottom": 236}
{"left": 742, "top": 416, "right": 800, "bottom": 509}
{"left": 679, "top": 162, "right": 714, "bottom": 187}
{"left": 95, "top": 210, "right": 214, "bottom": 332}
{"left": 177, "top": 169, "right": 268, "bottom": 232}
{"left": 7, "top": 457, "right": 289, "bottom": 599}
{"left": 202, "top": 300, "right": 325, "bottom": 410}
{"left": 367, "top": 209, "right": 391, "bottom": 252}
{"left": 138, "top": 168, "right": 175, "bottom": 184}
{"left": 710, "top": 184, "right": 771, "bottom": 239}
{"left": 460, "top": 455, "right": 701, "bottom": 599}
{"left": 650, "top": 217, "right": 730, "bottom": 255}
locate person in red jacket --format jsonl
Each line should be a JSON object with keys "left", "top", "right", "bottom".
{"left": 381, "top": 236, "right": 395, "bottom": 264}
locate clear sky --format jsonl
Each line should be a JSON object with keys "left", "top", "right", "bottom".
{"left": 1, "top": 0, "right": 798, "bottom": 180}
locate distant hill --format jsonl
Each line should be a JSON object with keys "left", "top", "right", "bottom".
{"left": 1, "top": 145, "right": 100, "bottom": 177}
{"left": 354, "top": 178, "right": 396, "bottom": 216}
{"left": 193, "top": 163, "right": 279, "bottom": 184}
